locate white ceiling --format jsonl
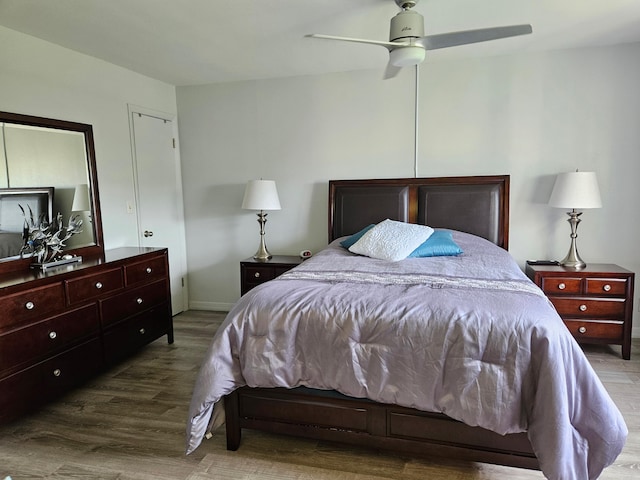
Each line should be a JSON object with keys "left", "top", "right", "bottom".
{"left": 2, "top": 0, "right": 640, "bottom": 86}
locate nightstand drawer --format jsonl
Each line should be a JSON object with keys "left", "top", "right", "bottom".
{"left": 585, "top": 278, "right": 627, "bottom": 296}
{"left": 550, "top": 297, "right": 625, "bottom": 318}
{"left": 563, "top": 319, "right": 623, "bottom": 342}
{"left": 540, "top": 277, "right": 581, "bottom": 295}
{"left": 243, "top": 266, "right": 276, "bottom": 285}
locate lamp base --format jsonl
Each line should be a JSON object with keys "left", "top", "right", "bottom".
{"left": 252, "top": 211, "right": 272, "bottom": 262}
{"left": 559, "top": 210, "right": 586, "bottom": 269}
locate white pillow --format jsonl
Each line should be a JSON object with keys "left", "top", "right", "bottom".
{"left": 348, "top": 219, "right": 434, "bottom": 261}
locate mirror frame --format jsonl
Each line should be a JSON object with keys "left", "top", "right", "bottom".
{"left": 0, "top": 111, "right": 104, "bottom": 274}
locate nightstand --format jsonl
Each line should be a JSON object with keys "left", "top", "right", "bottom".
{"left": 525, "top": 263, "right": 635, "bottom": 360}
{"left": 240, "top": 255, "right": 304, "bottom": 295}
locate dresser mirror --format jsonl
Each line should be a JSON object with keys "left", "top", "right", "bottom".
{"left": 0, "top": 111, "right": 104, "bottom": 274}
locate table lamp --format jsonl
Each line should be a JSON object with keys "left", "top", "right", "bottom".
{"left": 242, "top": 180, "right": 281, "bottom": 261}
{"left": 548, "top": 171, "right": 602, "bottom": 269}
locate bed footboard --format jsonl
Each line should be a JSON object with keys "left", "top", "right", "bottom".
{"left": 224, "top": 387, "right": 539, "bottom": 471}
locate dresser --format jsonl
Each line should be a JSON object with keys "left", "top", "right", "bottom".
{"left": 0, "top": 247, "right": 173, "bottom": 423}
{"left": 525, "top": 263, "right": 634, "bottom": 360}
{"left": 240, "top": 255, "right": 304, "bottom": 295}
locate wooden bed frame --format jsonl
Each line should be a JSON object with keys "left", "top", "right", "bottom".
{"left": 224, "top": 175, "right": 539, "bottom": 470}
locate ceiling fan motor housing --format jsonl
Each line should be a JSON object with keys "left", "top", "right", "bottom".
{"left": 390, "top": 10, "right": 425, "bottom": 42}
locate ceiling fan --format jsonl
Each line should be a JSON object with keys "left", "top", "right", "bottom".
{"left": 306, "top": 0, "right": 533, "bottom": 79}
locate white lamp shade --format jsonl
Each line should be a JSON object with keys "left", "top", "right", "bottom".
{"left": 71, "top": 183, "right": 91, "bottom": 212}
{"left": 242, "top": 180, "right": 281, "bottom": 211}
{"left": 389, "top": 46, "right": 425, "bottom": 67}
{"left": 548, "top": 171, "right": 602, "bottom": 209}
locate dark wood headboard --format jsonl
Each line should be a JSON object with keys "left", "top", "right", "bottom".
{"left": 328, "top": 175, "right": 510, "bottom": 250}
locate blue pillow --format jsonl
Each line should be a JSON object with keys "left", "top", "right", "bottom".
{"left": 408, "top": 230, "right": 463, "bottom": 258}
{"left": 340, "top": 224, "right": 376, "bottom": 249}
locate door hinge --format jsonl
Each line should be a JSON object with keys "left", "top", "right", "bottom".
{"left": 181, "top": 277, "right": 184, "bottom": 287}
{"left": 172, "top": 138, "right": 176, "bottom": 149}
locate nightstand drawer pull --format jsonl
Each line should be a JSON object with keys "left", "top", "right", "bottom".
{"left": 53, "top": 368, "right": 61, "bottom": 377}
{"left": 557, "top": 283, "right": 566, "bottom": 290}
{"left": 603, "top": 284, "right": 611, "bottom": 292}
{"left": 25, "top": 301, "right": 35, "bottom": 310}
{"left": 578, "top": 326, "right": 587, "bottom": 334}
{"left": 146, "top": 267, "right": 152, "bottom": 274}
{"left": 139, "top": 328, "right": 146, "bottom": 335}
{"left": 49, "top": 331, "right": 57, "bottom": 340}
{"left": 136, "top": 297, "right": 143, "bottom": 305}
{"left": 579, "top": 304, "right": 587, "bottom": 312}
{"left": 95, "top": 282, "right": 103, "bottom": 289}
{"left": 254, "top": 272, "right": 260, "bottom": 278}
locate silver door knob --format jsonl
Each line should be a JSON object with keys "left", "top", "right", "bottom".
{"left": 144, "top": 230, "right": 154, "bottom": 237}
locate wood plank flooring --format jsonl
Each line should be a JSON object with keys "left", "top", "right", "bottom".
{"left": 1, "top": 310, "right": 639, "bottom": 479}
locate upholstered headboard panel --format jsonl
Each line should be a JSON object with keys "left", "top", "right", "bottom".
{"left": 328, "top": 175, "right": 510, "bottom": 250}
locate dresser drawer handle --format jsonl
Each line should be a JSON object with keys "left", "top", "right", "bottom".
{"left": 53, "top": 368, "right": 61, "bottom": 377}
{"left": 49, "top": 331, "right": 57, "bottom": 340}
{"left": 136, "top": 297, "right": 143, "bottom": 305}
{"left": 95, "top": 281, "right": 103, "bottom": 289}
{"left": 603, "top": 284, "right": 611, "bottom": 292}
{"left": 579, "top": 304, "right": 587, "bottom": 312}
{"left": 254, "top": 272, "right": 260, "bottom": 278}
{"left": 146, "top": 267, "right": 152, "bottom": 274}
{"left": 25, "top": 301, "right": 35, "bottom": 310}
{"left": 139, "top": 328, "right": 146, "bottom": 335}
{"left": 557, "top": 283, "right": 566, "bottom": 290}
{"left": 578, "top": 326, "right": 587, "bottom": 334}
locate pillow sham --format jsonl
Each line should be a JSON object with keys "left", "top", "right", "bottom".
{"left": 348, "top": 219, "right": 434, "bottom": 261}
{"left": 408, "top": 229, "right": 463, "bottom": 258}
{"left": 340, "top": 224, "right": 376, "bottom": 249}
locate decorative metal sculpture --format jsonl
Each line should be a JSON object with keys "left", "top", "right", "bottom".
{"left": 19, "top": 204, "right": 83, "bottom": 266}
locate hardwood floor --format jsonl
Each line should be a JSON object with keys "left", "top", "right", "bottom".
{"left": 1, "top": 310, "right": 639, "bottom": 479}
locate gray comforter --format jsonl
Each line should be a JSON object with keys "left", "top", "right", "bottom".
{"left": 186, "top": 231, "right": 627, "bottom": 480}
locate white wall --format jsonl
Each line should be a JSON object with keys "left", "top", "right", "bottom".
{"left": 0, "top": 26, "right": 177, "bottom": 249}
{"left": 177, "top": 43, "right": 640, "bottom": 337}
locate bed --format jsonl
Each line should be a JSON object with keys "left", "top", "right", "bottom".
{"left": 186, "top": 175, "right": 627, "bottom": 480}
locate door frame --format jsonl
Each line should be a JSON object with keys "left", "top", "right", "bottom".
{"left": 127, "top": 104, "right": 189, "bottom": 314}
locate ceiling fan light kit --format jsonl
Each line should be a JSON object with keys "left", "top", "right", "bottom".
{"left": 306, "top": 0, "right": 532, "bottom": 79}
{"left": 389, "top": 46, "right": 425, "bottom": 67}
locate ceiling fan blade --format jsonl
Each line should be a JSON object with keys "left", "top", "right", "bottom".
{"left": 417, "top": 24, "right": 532, "bottom": 50}
{"left": 306, "top": 34, "right": 404, "bottom": 50}
{"left": 383, "top": 62, "right": 402, "bottom": 80}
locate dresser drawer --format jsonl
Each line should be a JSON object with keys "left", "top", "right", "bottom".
{"left": 563, "top": 319, "right": 624, "bottom": 342}
{"left": 540, "top": 277, "right": 581, "bottom": 295}
{"left": 103, "top": 303, "right": 172, "bottom": 363}
{"left": 124, "top": 255, "right": 168, "bottom": 286}
{"left": 0, "top": 283, "right": 65, "bottom": 331}
{"left": 65, "top": 267, "right": 124, "bottom": 305}
{"left": 585, "top": 278, "right": 627, "bottom": 296}
{"left": 550, "top": 297, "right": 626, "bottom": 318}
{"left": 0, "top": 338, "right": 104, "bottom": 423}
{"left": 100, "top": 279, "right": 168, "bottom": 327}
{"left": 0, "top": 304, "right": 99, "bottom": 376}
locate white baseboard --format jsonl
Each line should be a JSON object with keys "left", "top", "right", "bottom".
{"left": 188, "top": 300, "right": 234, "bottom": 312}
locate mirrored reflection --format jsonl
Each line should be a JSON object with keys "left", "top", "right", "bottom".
{"left": 0, "top": 122, "right": 95, "bottom": 260}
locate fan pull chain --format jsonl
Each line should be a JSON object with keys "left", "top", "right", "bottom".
{"left": 414, "top": 64, "right": 419, "bottom": 178}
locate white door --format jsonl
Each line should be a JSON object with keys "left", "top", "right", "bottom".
{"left": 130, "top": 109, "right": 188, "bottom": 315}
